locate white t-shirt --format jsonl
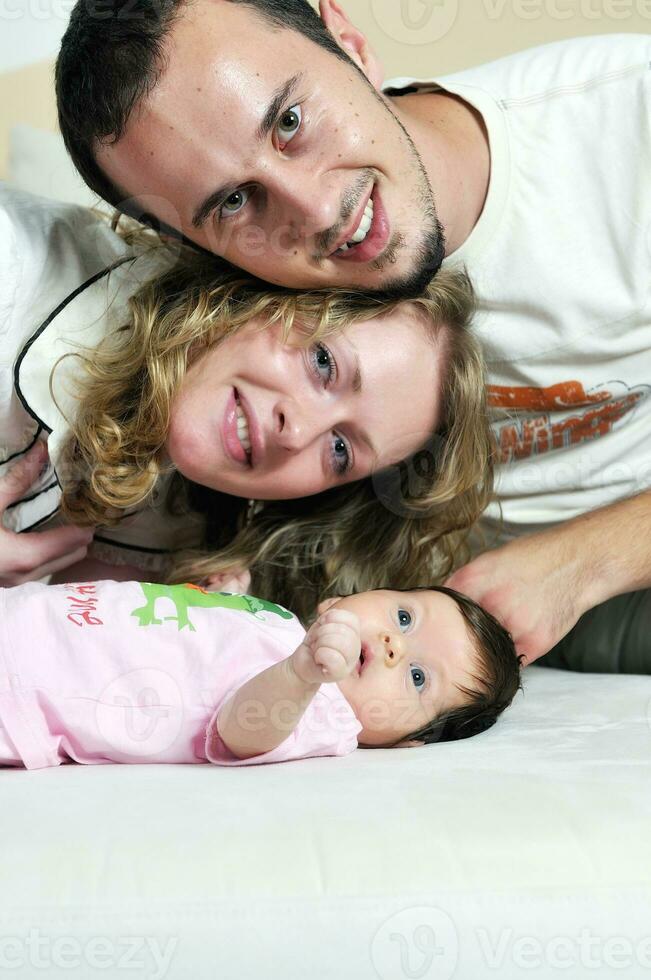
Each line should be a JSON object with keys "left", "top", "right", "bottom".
{"left": 386, "top": 34, "right": 651, "bottom": 546}
{"left": 0, "top": 184, "right": 204, "bottom": 571}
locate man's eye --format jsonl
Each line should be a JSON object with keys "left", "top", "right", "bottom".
{"left": 410, "top": 666, "right": 427, "bottom": 691}
{"left": 219, "top": 187, "right": 252, "bottom": 218}
{"left": 277, "top": 105, "right": 302, "bottom": 144}
{"left": 398, "top": 609, "right": 412, "bottom": 632}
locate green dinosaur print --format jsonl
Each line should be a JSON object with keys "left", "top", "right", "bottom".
{"left": 131, "top": 582, "right": 294, "bottom": 632}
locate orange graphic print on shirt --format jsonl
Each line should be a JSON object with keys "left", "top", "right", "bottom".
{"left": 488, "top": 380, "right": 649, "bottom": 464}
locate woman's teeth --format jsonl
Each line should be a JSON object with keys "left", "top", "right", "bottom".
{"left": 336, "top": 197, "right": 374, "bottom": 254}
{"left": 235, "top": 401, "right": 251, "bottom": 456}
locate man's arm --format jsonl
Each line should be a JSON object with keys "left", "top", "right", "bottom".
{"left": 216, "top": 609, "right": 360, "bottom": 759}
{"left": 445, "top": 491, "right": 651, "bottom": 665}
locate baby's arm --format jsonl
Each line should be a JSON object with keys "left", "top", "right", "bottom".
{"left": 216, "top": 609, "right": 360, "bottom": 760}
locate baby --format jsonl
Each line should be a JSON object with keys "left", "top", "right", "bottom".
{"left": 0, "top": 581, "right": 521, "bottom": 770}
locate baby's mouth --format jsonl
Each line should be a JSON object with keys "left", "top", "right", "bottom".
{"left": 357, "top": 645, "right": 372, "bottom": 676}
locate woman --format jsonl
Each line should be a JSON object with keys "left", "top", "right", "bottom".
{"left": 0, "top": 185, "right": 492, "bottom": 618}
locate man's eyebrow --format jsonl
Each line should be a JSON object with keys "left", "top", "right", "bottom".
{"left": 256, "top": 72, "right": 304, "bottom": 142}
{"left": 191, "top": 72, "right": 305, "bottom": 229}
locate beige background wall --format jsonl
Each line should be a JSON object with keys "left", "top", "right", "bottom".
{"left": 0, "top": 0, "right": 649, "bottom": 178}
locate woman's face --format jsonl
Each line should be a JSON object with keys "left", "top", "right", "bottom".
{"left": 166, "top": 303, "right": 446, "bottom": 500}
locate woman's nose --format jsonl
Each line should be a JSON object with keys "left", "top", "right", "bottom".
{"left": 274, "top": 400, "right": 320, "bottom": 452}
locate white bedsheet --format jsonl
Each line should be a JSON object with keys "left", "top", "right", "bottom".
{"left": 1, "top": 665, "right": 650, "bottom": 979}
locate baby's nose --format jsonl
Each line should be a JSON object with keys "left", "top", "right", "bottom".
{"left": 382, "top": 633, "right": 403, "bottom": 664}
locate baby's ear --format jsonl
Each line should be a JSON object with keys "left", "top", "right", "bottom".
{"left": 317, "top": 596, "right": 341, "bottom": 616}
{"left": 393, "top": 738, "right": 425, "bottom": 749}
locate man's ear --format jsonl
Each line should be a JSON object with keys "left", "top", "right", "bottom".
{"left": 318, "top": 0, "right": 384, "bottom": 90}
{"left": 317, "top": 595, "right": 341, "bottom": 616}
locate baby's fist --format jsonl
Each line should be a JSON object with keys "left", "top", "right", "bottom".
{"left": 293, "top": 609, "right": 361, "bottom": 685}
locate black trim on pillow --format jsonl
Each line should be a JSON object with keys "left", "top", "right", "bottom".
{"left": 13, "top": 255, "right": 135, "bottom": 431}
{"left": 18, "top": 505, "right": 61, "bottom": 533}
{"left": 9, "top": 255, "right": 135, "bottom": 537}
{"left": 0, "top": 426, "right": 43, "bottom": 467}
{"left": 6, "top": 480, "right": 58, "bottom": 511}
{"left": 92, "top": 534, "right": 171, "bottom": 555}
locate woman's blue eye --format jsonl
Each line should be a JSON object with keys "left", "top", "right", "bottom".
{"left": 398, "top": 609, "right": 412, "bottom": 632}
{"left": 277, "top": 105, "right": 302, "bottom": 144}
{"left": 330, "top": 434, "right": 351, "bottom": 476}
{"left": 410, "top": 666, "right": 426, "bottom": 691}
{"left": 311, "top": 343, "right": 335, "bottom": 386}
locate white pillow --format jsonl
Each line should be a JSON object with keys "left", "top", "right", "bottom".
{"left": 8, "top": 124, "right": 109, "bottom": 211}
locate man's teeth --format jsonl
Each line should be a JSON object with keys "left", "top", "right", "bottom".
{"left": 337, "top": 198, "right": 374, "bottom": 253}
{"left": 235, "top": 402, "right": 251, "bottom": 454}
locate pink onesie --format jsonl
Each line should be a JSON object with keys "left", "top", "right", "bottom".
{"left": 0, "top": 581, "right": 361, "bottom": 769}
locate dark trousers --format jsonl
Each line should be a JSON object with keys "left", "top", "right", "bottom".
{"left": 539, "top": 590, "right": 651, "bottom": 674}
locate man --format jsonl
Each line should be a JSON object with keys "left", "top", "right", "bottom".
{"left": 55, "top": 0, "right": 651, "bottom": 668}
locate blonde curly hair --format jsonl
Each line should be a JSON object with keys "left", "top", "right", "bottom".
{"left": 59, "top": 231, "right": 493, "bottom": 622}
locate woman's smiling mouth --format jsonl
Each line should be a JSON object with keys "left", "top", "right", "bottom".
{"left": 222, "top": 388, "right": 256, "bottom": 467}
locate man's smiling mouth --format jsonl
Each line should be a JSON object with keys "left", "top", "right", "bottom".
{"left": 331, "top": 186, "right": 391, "bottom": 264}
{"left": 335, "top": 196, "right": 374, "bottom": 254}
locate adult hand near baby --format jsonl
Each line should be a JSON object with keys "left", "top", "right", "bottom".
{"left": 445, "top": 526, "right": 594, "bottom": 665}
{"left": 0, "top": 441, "right": 94, "bottom": 586}
{"left": 292, "top": 609, "right": 361, "bottom": 685}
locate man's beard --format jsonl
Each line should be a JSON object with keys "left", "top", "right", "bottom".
{"left": 368, "top": 214, "right": 446, "bottom": 302}
{"left": 363, "top": 90, "right": 447, "bottom": 301}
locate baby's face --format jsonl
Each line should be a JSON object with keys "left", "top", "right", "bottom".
{"left": 319, "top": 590, "right": 479, "bottom": 748}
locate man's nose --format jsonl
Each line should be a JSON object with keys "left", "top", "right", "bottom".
{"left": 264, "top": 170, "right": 342, "bottom": 246}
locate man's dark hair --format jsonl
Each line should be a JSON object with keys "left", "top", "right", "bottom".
{"left": 393, "top": 585, "right": 523, "bottom": 745}
{"left": 56, "top": 0, "right": 353, "bottom": 223}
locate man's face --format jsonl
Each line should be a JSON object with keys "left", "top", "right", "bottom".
{"left": 96, "top": 0, "right": 444, "bottom": 296}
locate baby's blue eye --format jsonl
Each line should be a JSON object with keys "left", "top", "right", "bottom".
{"left": 410, "top": 666, "right": 426, "bottom": 690}
{"left": 397, "top": 609, "right": 412, "bottom": 632}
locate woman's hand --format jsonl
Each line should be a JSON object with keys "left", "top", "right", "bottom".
{"left": 0, "top": 442, "right": 94, "bottom": 586}
{"left": 291, "top": 608, "right": 361, "bottom": 685}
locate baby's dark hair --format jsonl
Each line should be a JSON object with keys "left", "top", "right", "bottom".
{"left": 394, "top": 585, "right": 523, "bottom": 745}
